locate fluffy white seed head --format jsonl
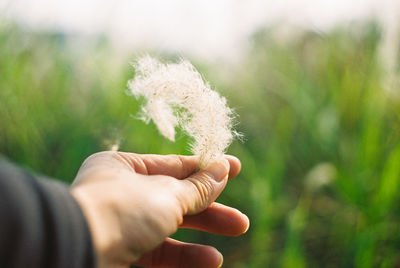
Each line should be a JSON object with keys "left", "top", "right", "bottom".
{"left": 128, "top": 56, "right": 239, "bottom": 169}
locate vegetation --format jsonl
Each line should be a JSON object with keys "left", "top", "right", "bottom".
{"left": 1, "top": 21, "right": 400, "bottom": 267}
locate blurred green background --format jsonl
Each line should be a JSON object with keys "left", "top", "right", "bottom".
{"left": 1, "top": 20, "right": 400, "bottom": 267}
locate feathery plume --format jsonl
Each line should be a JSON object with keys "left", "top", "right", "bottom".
{"left": 128, "top": 56, "right": 239, "bottom": 169}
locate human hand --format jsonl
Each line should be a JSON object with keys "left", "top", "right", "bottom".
{"left": 71, "top": 151, "right": 249, "bottom": 268}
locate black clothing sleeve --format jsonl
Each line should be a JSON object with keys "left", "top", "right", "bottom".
{"left": 0, "top": 157, "right": 96, "bottom": 268}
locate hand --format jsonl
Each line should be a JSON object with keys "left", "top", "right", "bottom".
{"left": 71, "top": 151, "right": 249, "bottom": 268}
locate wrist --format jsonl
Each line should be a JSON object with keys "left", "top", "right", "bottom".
{"left": 71, "top": 187, "right": 126, "bottom": 268}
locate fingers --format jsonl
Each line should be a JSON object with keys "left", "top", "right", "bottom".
{"left": 116, "top": 152, "right": 241, "bottom": 180}
{"left": 135, "top": 154, "right": 198, "bottom": 179}
{"left": 133, "top": 238, "right": 223, "bottom": 268}
{"left": 180, "top": 202, "right": 250, "bottom": 236}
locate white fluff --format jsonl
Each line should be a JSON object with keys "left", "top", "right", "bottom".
{"left": 128, "top": 56, "right": 239, "bottom": 169}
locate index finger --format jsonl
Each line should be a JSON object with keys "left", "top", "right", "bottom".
{"left": 116, "top": 152, "right": 241, "bottom": 179}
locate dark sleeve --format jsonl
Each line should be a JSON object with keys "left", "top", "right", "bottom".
{"left": 0, "top": 157, "right": 96, "bottom": 268}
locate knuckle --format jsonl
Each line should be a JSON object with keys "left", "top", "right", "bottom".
{"left": 115, "top": 152, "right": 147, "bottom": 173}
{"left": 188, "top": 174, "right": 215, "bottom": 209}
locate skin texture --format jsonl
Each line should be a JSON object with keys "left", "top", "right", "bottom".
{"left": 71, "top": 151, "right": 249, "bottom": 268}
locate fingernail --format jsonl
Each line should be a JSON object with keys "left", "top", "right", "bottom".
{"left": 205, "top": 159, "right": 229, "bottom": 182}
{"left": 242, "top": 213, "right": 250, "bottom": 234}
{"left": 217, "top": 251, "right": 224, "bottom": 268}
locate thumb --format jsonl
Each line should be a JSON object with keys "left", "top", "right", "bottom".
{"left": 177, "top": 158, "right": 230, "bottom": 215}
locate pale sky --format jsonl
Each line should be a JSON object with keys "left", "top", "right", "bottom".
{"left": 0, "top": 0, "right": 398, "bottom": 61}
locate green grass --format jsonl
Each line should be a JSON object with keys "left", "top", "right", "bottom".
{"left": 1, "top": 21, "right": 400, "bottom": 267}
